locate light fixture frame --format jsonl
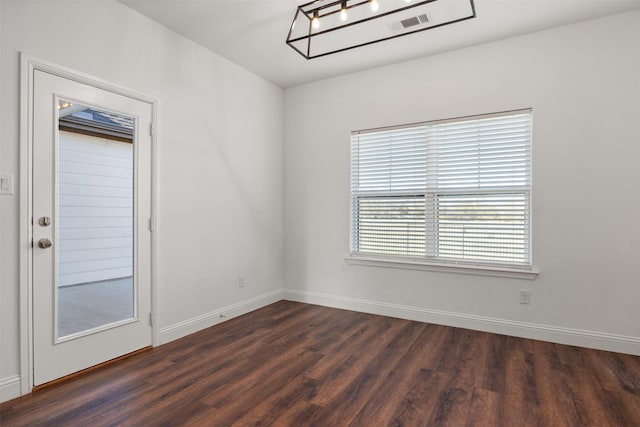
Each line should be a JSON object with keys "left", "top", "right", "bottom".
{"left": 286, "top": 0, "right": 476, "bottom": 60}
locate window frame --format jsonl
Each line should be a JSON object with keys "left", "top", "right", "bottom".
{"left": 347, "top": 109, "right": 537, "bottom": 279}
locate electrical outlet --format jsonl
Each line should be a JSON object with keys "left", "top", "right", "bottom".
{"left": 238, "top": 275, "right": 246, "bottom": 288}
{"left": 519, "top": 289, "right": 531, "bottom": 305}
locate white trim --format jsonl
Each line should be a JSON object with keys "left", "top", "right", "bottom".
{"left": 351, "top": 108, "right": 533, "bottom": 135}
{"left": 21, "top": 55, "right": 157, "bottom": 104}
{"left": 345, "top": 255, "right": 538, "bottom": 280}
{"left": 283, "top": 289, "right": 640, "bottom": 356}
{"left": 0, "top": 376, "right": 22, "bottom": 403}
{"left": 19, "top": 53, "right": 34, "bottom": 396}
{"left": 159, "top": 290, "right": 284, "bottom": 345}
{"left": 19, "top": 53, "right": 159, "bottom": 395}
{"left": 150, "top": 105, "right": 159, "bottom": 348}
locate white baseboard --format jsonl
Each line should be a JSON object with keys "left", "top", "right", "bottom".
{"left": 159, "top": 289, "right": 284, "bottom": 345}
{"left": 0, "top": 375, "right": 21, "bottom": 403}
{"left": 283, "top": 289, "right": 640, "bottom": 356}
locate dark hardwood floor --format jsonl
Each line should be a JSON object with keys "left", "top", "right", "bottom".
{"left": 2, "top": 301, "right": 639, "bottom": 426}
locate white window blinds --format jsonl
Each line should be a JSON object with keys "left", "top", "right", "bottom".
{"left": 351, "top": 110, "right": 532, "bottom": 268}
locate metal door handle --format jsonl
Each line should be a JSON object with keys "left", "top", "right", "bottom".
{"left": 38, "top": 238, "right": 53, "bottom": 249}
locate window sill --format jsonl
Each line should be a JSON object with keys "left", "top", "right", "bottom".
{"left": 344, "top": 255, "right": 538, "bottom": 280}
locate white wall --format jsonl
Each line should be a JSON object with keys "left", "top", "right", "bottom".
{"left": 0, "top": 0, "right": 283, "bottom": 399}
{"left": 284, "top": 11, "right": 640, "bottom": 353}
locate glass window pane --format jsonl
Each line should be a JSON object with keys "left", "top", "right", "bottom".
{"left": 56, "top": 101, "right": 135, "bottom": 338}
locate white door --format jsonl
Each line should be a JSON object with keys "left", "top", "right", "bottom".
{"left": 32, "top": 69, "right": 153, "bottom": 386}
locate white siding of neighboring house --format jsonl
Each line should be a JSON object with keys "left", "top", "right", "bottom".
{"left": 58, "top": 130, "right": 133, "bottom": 287}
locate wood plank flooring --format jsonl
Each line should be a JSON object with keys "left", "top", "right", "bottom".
{"left": 1, "top": 301, "right": 639, "bottom": 426}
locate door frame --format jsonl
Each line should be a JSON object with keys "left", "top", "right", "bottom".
{"left": 19, "top": 53, "right": 159, "bottom": 395}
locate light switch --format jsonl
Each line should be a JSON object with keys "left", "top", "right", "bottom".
{"left": 0, "top": 174, "right": 14, "bottom": 195}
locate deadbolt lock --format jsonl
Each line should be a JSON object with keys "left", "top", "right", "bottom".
{"left": 38, "top": 216, "right": 51, "bottom": 227}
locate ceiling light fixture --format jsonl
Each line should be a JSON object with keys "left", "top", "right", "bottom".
{"left": 286, "top": 0, "right": 476, "bottom": 60}
{"left": 340, "top": 0, "right": 348, "bottom": 21}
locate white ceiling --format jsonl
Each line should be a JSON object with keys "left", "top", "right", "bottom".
{"left": 120, "top": 0, "right": 640, "bottom": 88}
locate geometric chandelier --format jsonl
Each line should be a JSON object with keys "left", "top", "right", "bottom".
{"left": 286, "top": 0, "right": 476, "bottom": 59}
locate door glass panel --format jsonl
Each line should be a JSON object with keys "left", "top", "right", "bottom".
{"left": 56, "top": 100, "right": 135, "bottom": 339}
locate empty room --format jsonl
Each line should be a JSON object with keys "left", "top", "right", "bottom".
{"left": 1, "top": 0, "right": 639, "bottom": 425}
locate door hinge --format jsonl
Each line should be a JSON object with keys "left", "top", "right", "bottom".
{"left": 148, "top": 217, "right": 154, "bottom": 232}
{"left": 149, "top": 123, "right": 153, "bottom": 137}
{"left": 149, "top": 313, "right": 153, "bottom": 327}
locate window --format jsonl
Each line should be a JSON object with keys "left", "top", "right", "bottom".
{"left": 350, "top": 110, "right": 532, "bottom": 271}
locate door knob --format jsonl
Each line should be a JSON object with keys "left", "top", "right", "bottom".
{"left": 38, "top": 238, "right": 53, "bottom": 249}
